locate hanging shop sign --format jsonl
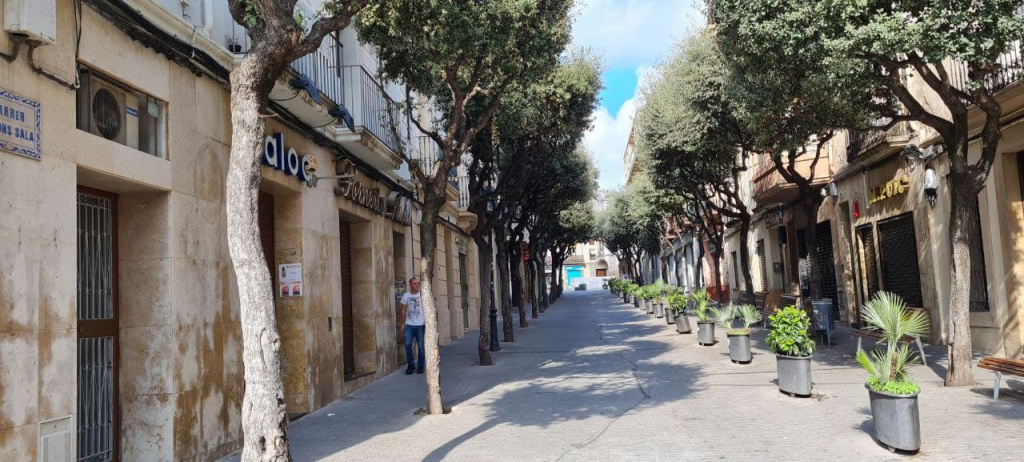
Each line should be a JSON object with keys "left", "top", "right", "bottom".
{"left": 334, "top": 159, "right": 413, "bottom": 225}
{"left": 263, "top": 132, "right": 315, "bottom": 183}
{"left": 869, "top": 175, "right": 910, "bottom": 204}
{"left": 0, "top": 88, "right": 42, "bottom": 161}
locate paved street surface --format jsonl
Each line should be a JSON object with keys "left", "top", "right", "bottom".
{"left": 222, "top": 291, "right": 1024, "bottom": 461}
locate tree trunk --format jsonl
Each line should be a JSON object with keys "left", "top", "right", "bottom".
{"left": 739, "top": 217, "right": 755, "bottom": 297}
{"left": 510, "top": 241, "right": 528, "bottom": 327}
{"left": 416, "top": 205, "right": 447, "bottom": 412}
{"left": 945, "top": 166, "right": 979, "bottom": 386}
{"left": 227, "top": 60, "right": 290, "bottom": 462}
{"left": 538, "top": 249, "right": 549, "bottom": 311}
{"left": 696, "top": 236, "right": 705, "bottom": 288}
{"left": 473, "top": 233, "right": 495, "bottom": 366}
{"left": 800, "top": 198, "right": 823, "bottom": 301}
{"left": 711, "top": 246, "right": 723, "bottom": 302}
{"left": 496, "top": 228, "right": 514, "bottom": 341}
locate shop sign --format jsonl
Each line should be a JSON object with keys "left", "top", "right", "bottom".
{"left": 456, "top": 237, "right": 468, "bottom": 255}
{"left": 763, "top": 210, "right": 783, "bottom": 229}
{"left": 335, "top": 160, "right": 413, "bottom": 225}
{"left": 278, "top": 263, "right": 303, "bottom": 297}
{"left": 263, "top": 132, "right": 315, "bottom": 183}
{"left": 869, "top": 175, "right": 910, "bottom": 204}
{"left": 0, "top": 88, "right": 42, "bottom": 161}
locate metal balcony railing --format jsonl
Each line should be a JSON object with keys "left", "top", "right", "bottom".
{"left": 291, "top": 32, "right": 344, "bottom": 108}
{"left": 846, "top": 120, "right": 912, "bottom": 163}
{"left": 457, "top": 174, "right": 470, "bottom": 209}
{"left": 948, "top": 8, "right": 1024, "bottom": 95}
{"left": 339, "top": 65, "right": 406, "bottom": 155}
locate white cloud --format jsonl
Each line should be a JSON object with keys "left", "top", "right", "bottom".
{"left": 584, "top": 66, "right": 658, "bottom": 191}
{"left": 572, "top": 1, "right": 704, "bottom": 191}
{"left": 571, "top": 0, "right": 703, "bottom": 68}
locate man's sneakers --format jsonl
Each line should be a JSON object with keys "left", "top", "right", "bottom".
{"left": 417, "top": 366, "right": 424, "bottom": 374}
{"left": 405, "top": 365, "right": 415, "bottom": 375}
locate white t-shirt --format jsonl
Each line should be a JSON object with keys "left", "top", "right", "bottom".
{"left": 401, "top": 292, "right": 425, "bottom": 326}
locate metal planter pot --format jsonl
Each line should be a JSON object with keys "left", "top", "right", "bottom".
{"left": 646, "top": 300, "right": 654, "bottom": 314}
{"left": 632, "top": 296, "right": 639, "bottom": 307}
{"left": 665, "top": 308, "right": 676, "bottom": 324}
{"left": 622, "top": 293, "right": 629, "bottom": 303}
{"left": 776, "top": 354, "right": 812, "bottom": 397}
{"left": 697, "top": 322, "right": 715, "bottom": 345}
{"left": 676, "top": 314, "right": 692, "bottom": 333}
{"left": 866, "top": 384, "right": 921, "bottom": 453}
{"left": 727, "top": 333, "right": 752, "bottom": 363}
{"left": 654, "top": 303, "right": 664, "bottom": 318}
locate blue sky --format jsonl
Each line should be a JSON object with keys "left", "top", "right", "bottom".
{"left": 570, "top": 0, "right": 704, "bottom": 190}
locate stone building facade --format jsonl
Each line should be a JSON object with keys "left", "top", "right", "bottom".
{"left": 0, "top": 1, "right": 480, "bottom": 461}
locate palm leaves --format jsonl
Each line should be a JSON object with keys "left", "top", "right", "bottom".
{"left": 713, "top": 304, "right": 762, "bottom": 333}
{"left": 689, "top": 288, "right": 712, "bottom": 322}
{"left": 856, "top": 292, "right": 929, "bottom": 394}
{"left": 860, "top": 291, "right": 929, "bottom": 344}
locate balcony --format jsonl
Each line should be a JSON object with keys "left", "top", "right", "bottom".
{"left": 412, "top": 135, "right": 463, "bottom": 202}
{"left": 264, "top": 32, "right": 408, "bottom": 172}
{"left": 752, "top": 151, "right": 831, "bottom": 206}
{"left": 329, "top": 66, "right": 407, "bottom": 171}
{"left": 845, "top": 120, "right": 913, "bottom": 165}
{"left": 949, "top": 39, "right": 1023, "bottom": 96}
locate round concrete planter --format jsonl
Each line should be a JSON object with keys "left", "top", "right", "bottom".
{"left": 727, "top": 332, "right": 752, "bottom": 363}
{"left": 654, "top": 302, "right": 664, "bottom": 318}
{"left": 665, "top": 308, "right": 676, "bottom": 324}
{"left": 697, "top": 322, "right": 715, "bottom": 345}
{"left": 866, "top": 384, "right": 921, "bottom": 453}
{"left": 676, "top": 314, "right": 692, "bottom": 333}
{"left": 776, "top": 354, "right": 812, "bottom": 397}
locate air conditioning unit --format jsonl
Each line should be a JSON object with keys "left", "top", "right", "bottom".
{"left": 83, "top": 74, "right": 139, "bottom": 149}
{"left": 4, "top": 0, "right": 57, "bottom": 45}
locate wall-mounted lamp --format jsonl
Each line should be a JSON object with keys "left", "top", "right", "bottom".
{"left": 923, "top": 166, "right": 939, "bottom": 207}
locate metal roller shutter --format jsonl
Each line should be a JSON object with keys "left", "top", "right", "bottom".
{"left": 757, "top": 239, "right": 768, "bottom": 290}
{"left": 877, "top": 212, "right": 924, "bottom": 307}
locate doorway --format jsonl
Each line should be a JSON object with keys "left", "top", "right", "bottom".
{"left": 393, "top": 231, "right": 407, "bottom": 365}
{"left": 339, "top": 219, "right": 355, "bottom": 379}
{"left": 77, "top": 188, "right": 119, "bottom": 462}
{"left": 460, "top": 253, "right": 470, "bottom": 330}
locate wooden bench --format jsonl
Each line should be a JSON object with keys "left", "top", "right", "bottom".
{"left": 978, "top": 350, "right": 1024, "bottom": 399}
{"left": 852, "top": 307, "right": 931, "bottom": 366}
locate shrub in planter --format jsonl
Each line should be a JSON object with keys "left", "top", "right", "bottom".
{"left": 638, "top": 285, "right": 657, "bottom": 314}
{"left": 765, "top": 306, "right": 815, "bottom": 397}
{"left": 668, "top": 291, "right": 691, "bottom": 333}
{"left": 691, "top": 289, "right": 715, "bottom": 345}
{"left": 856, "top": 292, "right": 929, "bottom": 453}
{"left": 718, "top": 304, "right": 761, "bottom": 364}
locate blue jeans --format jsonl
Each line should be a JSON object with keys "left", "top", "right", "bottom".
{"left": 404, "top": 324, "right": 425, "bottom": 369}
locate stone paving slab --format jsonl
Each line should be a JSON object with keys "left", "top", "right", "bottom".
{"left": 221, "top": 291, "right": 1024, "bottom": 461}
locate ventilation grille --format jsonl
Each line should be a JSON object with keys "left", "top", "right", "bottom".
{"left": 39, "top": 416, "right": 73, "bottom": 462}
{"left": 91, "top": 88, "right": 122, "bottom": 140}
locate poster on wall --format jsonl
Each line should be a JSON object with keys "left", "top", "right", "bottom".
{"left": 0, "top": 88, "right": 42, "bottom": 161}
{"left": 279, "top": 263, "right": 303, "bottom": 297}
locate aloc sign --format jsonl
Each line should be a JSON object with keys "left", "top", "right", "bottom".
{"left": 262, "top": 132, "right": 314, "bottom": 184}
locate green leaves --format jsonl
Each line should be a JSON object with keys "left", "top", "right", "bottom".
{"left": 765, "top": 306, "right": 815, "bottom": 357}
{"left": 856, "top": 292, "right": 925, "bottom": 394}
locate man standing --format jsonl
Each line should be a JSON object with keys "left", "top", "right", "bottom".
{"left": 400, "top": 278, "right": 425, "bottom": 375}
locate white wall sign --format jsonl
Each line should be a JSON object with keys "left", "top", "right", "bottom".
{"left": 0, "top": 88, "right": 41, "bottom": 161}
{"left": 278, "top": 263, "right": 303, "bottom": 297}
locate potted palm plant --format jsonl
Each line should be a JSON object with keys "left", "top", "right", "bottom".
{"left": 718, "top": 304, "right": 761, "bottom": 364}
{"left": 651, "top": 282, "right": 667, "bottom": 318}
{"left": 664, "top": 288, "right": 678, "bottom": 325}
{"left": 856, "top": 292, "right": 929, "bottom": 453}
{"left": 668, "top": 291, "right": 691, "bottom": 333}
{"left": 691, "top": 288, "right": 715, "bottom": 345}
{"left": 765, "top": 306, "right": 815, "bottom": 396}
